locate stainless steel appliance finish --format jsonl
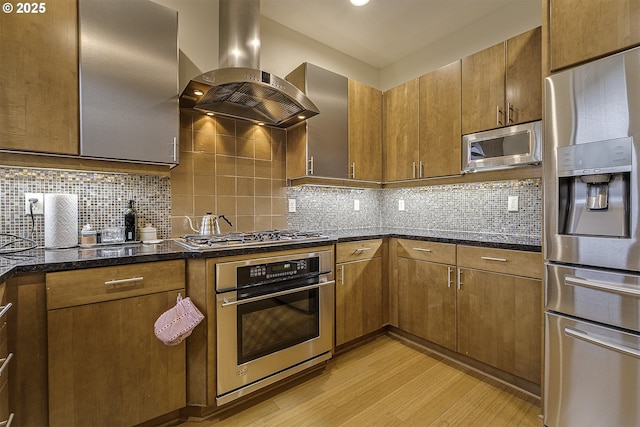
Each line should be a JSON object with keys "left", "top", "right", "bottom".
{"left": 79, "top": 0, "right": 179, "bottom": 164}
{"left": 544, "top": 46, "right": 640, "bottom": 427}
{"left": 174, "top": 230, "right": 330, "bottom": 251}
{"left": 287, "top": 63, "right": 349, "bottom": 179}
{"left": 179, "top": 0, "right": 319, "bottom": 128}
{"left": 215, "top": 250, "right": 334, "bottom": 405}
{"left": 462, "top": 120, "right": 542, "bottom": 173}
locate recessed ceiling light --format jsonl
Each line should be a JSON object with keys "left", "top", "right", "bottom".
{"left": 193, "top": 89, "right": 204, "bottom": 96}
{"left": 350, "top": 0, "right": 369, "bottom": 6}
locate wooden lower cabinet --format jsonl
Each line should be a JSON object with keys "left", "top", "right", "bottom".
{"left": 0, "top": 282, "right": 10, "bottom": 426}
{"left": 335, "top": 240, "right": 384, "bottom": 346}
{"left": 397, "top": 258, "right": 456, "bottom": 351}
{"left": 46, "top": 261, "right": 186, "bottom": 427}
{"left": 456, "top": 245, "right": 542, "bottom": 386}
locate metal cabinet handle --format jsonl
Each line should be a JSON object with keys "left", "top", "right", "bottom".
{"left": 0, "top": 303, "right": 12, "bottom": 321}
{"left": 221, "top": 281, "right": 334, "bottom": 307}
{"left": 172, "top": 136, "right": 178, "bottom": 163}
{"left": 412, "top": 162, "right": 417, "bottom": 179}
{"left": 564, "top": 276, "right": 640, "bottom": 298}
{"left": 496, "top": 105, "right": 503, "bottom": 126}
{"left": 351, "top": 162, "right": 356, "bottom": 179}
{"left": 457, "top": 268, "right": 462, "bottom": 290}
{"left": 419, "top": 161, "right": 424, "bottom": 178}
{"left": 507, "top": 102, "right": 514, "bottom": 124}
{"left": 341, "top": 266, "right": 345, "bottom": 285}
{"left": 565, "top": 326, "right": 640, "bottom": 359}
{"left": 481, "top": 256, "right": 507, "bottom": 262}
{"left": 0, "top": 353, "right": 13, "bottom": 377}
{"left": 0, "top": 413, "right": 14, "bottom": 427}
{"left": 412, "top": 247, "right": 432, "bottom": 253}
{"left": 354, "top": 248, "right": 372, "bottom": 254}
{"left": 447, "top": 266, "right": 452, "bottom": 288}
{"left": 104, "top": 276, "right": 143, "bottom": 286}
{"left": 308, "top": 156, "right": 315, "bottom": 175}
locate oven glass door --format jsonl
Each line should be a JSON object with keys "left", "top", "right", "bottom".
{"left": 237, "top": 286, "right": 320, "bottom": 364}
{"left": 216, "top": 279, "right": 333, "bottom": 398}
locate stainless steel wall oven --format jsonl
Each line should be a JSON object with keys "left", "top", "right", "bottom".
{"left": 215, "top": 249, "right": 334, "bottom": 405}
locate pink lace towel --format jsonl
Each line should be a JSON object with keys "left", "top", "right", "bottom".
{"left": 154, "top": 293, "right": 204, "bottom": 346}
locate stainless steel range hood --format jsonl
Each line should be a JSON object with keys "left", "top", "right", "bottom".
{"left": 179, "top": 0, "right": 319, "bottom": 128}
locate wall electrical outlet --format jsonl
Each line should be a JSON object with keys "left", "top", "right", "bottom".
{"left": 288, "top": 198, "right": 296, "bottom": 213}
{"left": 354, "top": 199, "right": 360, "bottom": 211}
{"left": 25, "top": 193, "right": 45, "bottom": 215}
{"left": 508, "top": 195, "right": 519, "bottom": 212}
{"left": 398, "top": 199, "right": 405, "bottom": 211}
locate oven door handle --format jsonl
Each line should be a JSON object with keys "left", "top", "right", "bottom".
{"left": 221, "top": 281, "right": 335, "bottom": 307}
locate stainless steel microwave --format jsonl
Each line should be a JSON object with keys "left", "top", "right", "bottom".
{"left": 462, "top": 121, "right": 542, "bottom": 173}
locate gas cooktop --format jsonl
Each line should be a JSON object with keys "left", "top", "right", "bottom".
{"left": 173, "top": 230, "right": 331, "bottom": 251}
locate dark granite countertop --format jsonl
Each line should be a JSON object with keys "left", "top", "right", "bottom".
{"left": 0, "top": 229, "right": 541, "bottom": 283}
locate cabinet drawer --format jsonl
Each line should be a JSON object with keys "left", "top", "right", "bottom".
{"left": 397, "top": 239, "right": 456, "bottom": 265}
{"left": 457, "top": 245, "right": 542, "bottom": 279}
{"left": 46, "top": 260, "right": 185, "bottom": 310}
{"left": 336, "top": 239, "right": 383, "bottom": 263}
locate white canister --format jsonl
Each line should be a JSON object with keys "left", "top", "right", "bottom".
{"left": 139, "top": 224, "right": 158, "bottom": 242}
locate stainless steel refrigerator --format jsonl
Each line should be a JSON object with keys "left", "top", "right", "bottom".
{"left": 544, "top": 46, "right": 640, "bottom": 426}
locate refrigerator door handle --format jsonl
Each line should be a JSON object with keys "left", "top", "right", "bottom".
{"left": 564, "top": 326, "right": 640, "bottom": 359}
{"left": 564, "top": 275, "right": 640, "bottom": 298}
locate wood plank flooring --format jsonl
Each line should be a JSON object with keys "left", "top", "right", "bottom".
{"left": 180, "top": 335, "right": 542, "bottom": 427}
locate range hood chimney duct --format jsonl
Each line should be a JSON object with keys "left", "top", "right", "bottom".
{"left": 179, "top": 0, "right": 319, "bottom": 128}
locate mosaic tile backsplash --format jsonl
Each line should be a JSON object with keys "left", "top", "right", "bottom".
{"left": 288, "top": 179, "right": 542, "bottom": 244}
{"left": 0, "top": 167, "right": 170, "bottom": 246}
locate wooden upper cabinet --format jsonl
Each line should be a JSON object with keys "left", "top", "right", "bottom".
{"left": 419, "top": 60, "right": 462, "bottom": 178}
{"left": 462, "top": 27, "right": 541, "bottom": 135}
{"left": 348, "top": 80, "right": 383, "bottom": 181}
{"left": 506, "top": 27, "right": 542, "bottom": 126}
{"left": 461, "top": 43, "right": 506, "bottom": 135}
{"left": 0, "top": 0, "right": 79, "bottom": 154}
{"left": 549, "top": 0, "right": 640, "bottom": 72}
{"left": 383, "top": 79, "right": 420, "bottom": 181}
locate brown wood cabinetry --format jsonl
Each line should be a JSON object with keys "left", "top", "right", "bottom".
{"left": 348, "top": 80, "right": 383, "bottom": 181}
{"left": 456, "top": 245, "right": 542, "bottom": 386}
{"left": 383, "top": 79, "right": 420, "bottom": 181}
{"left": 335, "top": 240, "right": 384, "bottom": 346}
{"left": 549, "top": 0, "right": 640, "bottom": 72}
{"left": 0, "top": 0, "right": 79, "bottom": 154}
{"left": 462, "top": 27, "right": 541, "bottom": 135}
{"left": 46, "top": 260, "right": 187, "bottom": 427}
{"left": 0, "top": 282, "right": 11, "bottom": 426}
{"left": 396, "top": 240, "right": 457, "bottom": 350}
{"left": 419, "top": 60, "right": 462, "bottom": 178}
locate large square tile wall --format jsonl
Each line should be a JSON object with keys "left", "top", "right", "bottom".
{"left": 171, "top": 111, "right": 288, "bottom": 236}
{"left": 0, "top": 167, "right": 170, "bottom": 246}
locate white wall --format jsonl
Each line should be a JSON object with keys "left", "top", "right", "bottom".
{"left": 152, "top": 0, "right": 541, "bottom": 92}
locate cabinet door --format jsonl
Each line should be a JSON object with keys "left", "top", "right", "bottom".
{"left": 550, "top": 0, "right": 640, "bottom": 71}
{"left": 457, "top": 268, "right": 541, "bottom": 384}
{"left": 419, "top": 60, "right": 462, "bottom": 178}
{"left": 0, "top": 0, "right": 79, "bottom": 154}
{"left": 48, "top": 290, "right": 186, "bottom": 427}
{"left": 383, "top": 79, "right": 419, "bottom": 181}
{"left": 78, "top": 0, "right": 178, "bottom": 164}
{"left": 397, "top": 257, "right": 456, "bottom": 351}
{"left": 349, "top": 80, "right": 382, "bottom": 181}
{"left": 336, "top": 257, "right": 383, "bottom": 346}
{"left": 505, "top": 27, "right": 542, "bottom": 126}
{"left": 461, "top": 43, "right": 506, "bottom": 135}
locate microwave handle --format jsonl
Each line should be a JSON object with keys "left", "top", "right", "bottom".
{"left": 496, "top": 105, "right": 503, "bottom": 126}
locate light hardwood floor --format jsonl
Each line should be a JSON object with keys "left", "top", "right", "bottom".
{"left": 181, "top": 335, "right": 542, "bottom": 427}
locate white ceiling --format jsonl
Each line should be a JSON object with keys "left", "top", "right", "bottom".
{"left": 261, "top": 0, "right": 540, "bottom": 69}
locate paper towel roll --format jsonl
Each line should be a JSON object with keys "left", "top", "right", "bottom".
{"left": 44, "top": 194, "right": 78, "bottom": 249}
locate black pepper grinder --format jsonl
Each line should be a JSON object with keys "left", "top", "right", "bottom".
{"left": 124, "top": 199, "right": 137, "bottom": 241}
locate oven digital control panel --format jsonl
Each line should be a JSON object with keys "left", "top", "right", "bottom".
{"left": 237, "top": 257, "right": 319, "bottom": 286}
